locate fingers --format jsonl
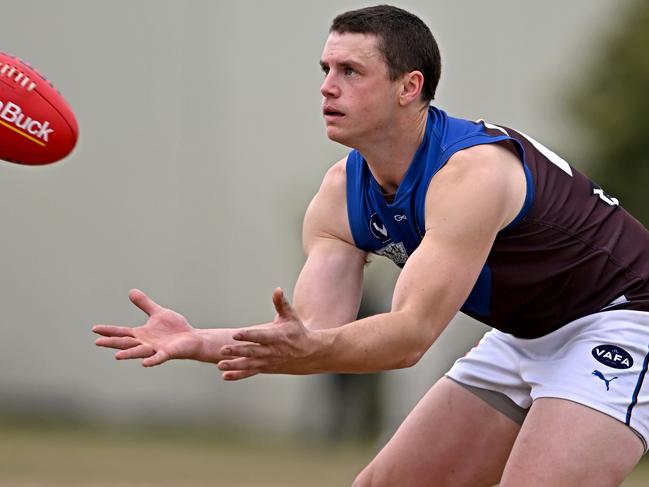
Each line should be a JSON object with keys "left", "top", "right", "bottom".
{"left": 97, "top": 337, "right": 169, "bottom": 367}
{"left": 129, "top": 289, "right": 163, "bottom": 316}
{"left": 92, "top": 325, "right": 135, "bottom": 338}
{"left": 218, "top": 345, "right": 273, "bottom": 379}
{"left": 222, "top": 370, "right": 259, "bottom": 381}
{"left": 142, "top": 350, "right": 171, "bottom": 367}
{"left": 95, "top": 336, "right": 140, "bottom": 350}
{"left": 221, "top": 344, "right": 272, "bottom": 359}
{"left": 272, "top": 287, "right": 297, "bottom": 321}
{"left": 115, "top": 344, "right": 155, "bottom": 360}
{"left": 218, "top": 357, "right": 265, "bottom": 373}
{"left": 233, "top": 328, "right": 277, "bottom": 345}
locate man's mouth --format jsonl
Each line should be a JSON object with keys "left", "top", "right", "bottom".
{"left": 323, "top": 106, "right": 345, "bottom": 118}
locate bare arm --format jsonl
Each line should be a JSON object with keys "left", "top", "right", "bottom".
{"left": 219, "top": 143, "right": 527, "bottom": 376}
{"left": 294, "top": 158, "right": 368, "bottom": 330}
{"left": 93, "top": 158, "right": 367, "bottom": 368}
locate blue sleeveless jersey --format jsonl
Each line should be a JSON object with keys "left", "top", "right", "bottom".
{"left": 345, "top": 106, "right": 649, "bottom": 337}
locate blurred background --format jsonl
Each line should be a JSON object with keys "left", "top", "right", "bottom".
{"left": 1, "top": 0, "right": 648, "bottom": 485}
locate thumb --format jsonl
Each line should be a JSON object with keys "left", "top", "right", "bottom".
{"left": 272, "top": 288, "right": 297, "bottom": 321}
{"left": 129, "top": 289, "right": 163, "bottom": 317}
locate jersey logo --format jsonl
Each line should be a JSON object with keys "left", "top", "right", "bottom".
{"left": 592, "top": 345, "right": 633, "bottom": 369}
{"left": 374, "top": 242, "right": 408, "bottom": 266}
{"left": 369, "top": 213, "right": 391, "bottom": 243}
{"left": 592, "top": 370, "right": 618, "bottom": 391}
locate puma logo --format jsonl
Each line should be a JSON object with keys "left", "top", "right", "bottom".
{"left": 592, "top": 370, "right": 618, "bottom": 391}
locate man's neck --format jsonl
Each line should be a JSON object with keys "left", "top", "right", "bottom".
{"left": 358, "top": 106, "right": 428, "bottom": 195}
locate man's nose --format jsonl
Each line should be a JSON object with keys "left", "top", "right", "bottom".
{"left": 320, "top": 73, "right": 339, "bottom": 98}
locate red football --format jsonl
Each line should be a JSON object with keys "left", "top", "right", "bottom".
{"left": 0, "top": 52, "right": 78, "bottom": 165}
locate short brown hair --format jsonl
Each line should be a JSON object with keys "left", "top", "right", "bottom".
{"left": 330, "top": 5, "right": 441, "bottom": 102}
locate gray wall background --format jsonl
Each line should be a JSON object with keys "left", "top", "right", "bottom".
{"left": 0, "top": 1, "right": 627, "bottom": 437}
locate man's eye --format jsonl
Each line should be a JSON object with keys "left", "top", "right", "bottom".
{"left": 344, "top": 67, "right": 356, "bottom": 76}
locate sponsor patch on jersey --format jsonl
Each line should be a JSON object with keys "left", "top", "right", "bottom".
{"left": 592, "top": 344, "right": 633, "bottom": 369}
{"left": 374, "top": 242, "right": 408, "bottom": 266}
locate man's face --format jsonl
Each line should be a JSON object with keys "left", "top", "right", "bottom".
{"left": 320, "top": 32, "right": 401, "bottom": 147}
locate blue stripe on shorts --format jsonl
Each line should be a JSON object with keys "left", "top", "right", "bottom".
{"left": 626, "top": 345, "right": 649, "bottom": 426}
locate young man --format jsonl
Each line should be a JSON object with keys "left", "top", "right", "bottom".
{"left": 94, "top": 5, "right": 649, "bottom": 486}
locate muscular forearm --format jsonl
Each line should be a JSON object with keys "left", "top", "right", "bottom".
{"left": 311, "top": 311, "right": 440, "bottom": 373}
{"left": 217, "top": 290, "right": 446, "bottom": 379}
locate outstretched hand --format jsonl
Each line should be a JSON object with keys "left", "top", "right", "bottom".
{"left": 93, "top": 289, "right": 202, "bottom": 367}
{"left": 217, "top": 288, "right": 324, "bottom": 381}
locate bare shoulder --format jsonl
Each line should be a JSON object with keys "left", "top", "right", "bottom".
{"left": 303, "top": 157, "right": 358, "bottom": 249}
{"left": 426, "top": 142, "right": 527, "bottom": 232}
{"left": 443, "top": 142, "right": 523, "bottom": 182}
{"left": 319, "top": 157, "right": 348, "bottom": 194}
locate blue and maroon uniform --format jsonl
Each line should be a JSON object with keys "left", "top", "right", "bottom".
{"left": 345, "top": 106, "right": 649, "bottom": 338}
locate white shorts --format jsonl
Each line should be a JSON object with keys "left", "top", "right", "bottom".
{"left": 446, "top": 310, "right": 649, "bottom": 451}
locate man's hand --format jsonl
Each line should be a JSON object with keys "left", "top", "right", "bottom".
{"left": 93, "top": 289, "right": 202, "bottom": 367}
{"left": 217, "top": 288, "right": 327, "bottom": 381}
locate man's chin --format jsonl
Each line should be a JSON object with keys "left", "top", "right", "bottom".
{"left": 325, "top": 127, "right": 354, "bottom": 148}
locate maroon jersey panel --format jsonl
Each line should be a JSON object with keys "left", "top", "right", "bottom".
{"left": 472, "top": 125, "right": 649, "bottom": 337}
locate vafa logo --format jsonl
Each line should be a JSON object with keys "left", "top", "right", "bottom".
{"left": 591, "top": 344, "right": 633, "bottom": 369}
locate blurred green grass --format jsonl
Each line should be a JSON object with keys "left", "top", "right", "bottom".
{"left": 0, "top": 421, "right": 374, "bottom": 486}
{"left": 0, "top": 421, "right": 647, "bottom": 486}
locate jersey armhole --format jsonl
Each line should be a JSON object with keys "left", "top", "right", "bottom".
{"left": 501, "top": 160, "right": 534, "bottom": 232}
{"left": 345, "top": 152, "right": 369, "bottom": 249}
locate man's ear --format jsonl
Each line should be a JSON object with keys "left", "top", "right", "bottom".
{"left": 398, "top": 70, "right": 425, "bottom": 106}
